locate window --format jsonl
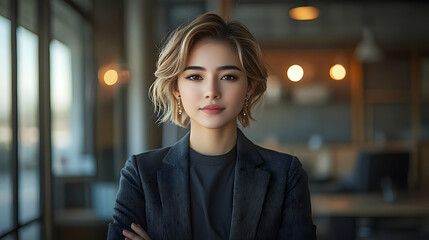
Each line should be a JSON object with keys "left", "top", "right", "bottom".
{"left": 0, "top": 11, "right": 13, "bottom": 237}
{"left": 1, "top": 0, "right": 95, "bottom": 238}
{"left": 51, "top": 0, "right": 95, "bottom": 177}
{"left": 50, "top": 0, "right": 97, "bottom": 230}
{"left": 0, "top": 0, "right": 43, "bottom": 238}
{"left": 17, "top": 25, "right": 41, "bottom": 225}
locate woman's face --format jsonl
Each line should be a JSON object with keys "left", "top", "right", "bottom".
{"left": 176, "top": 39, "right": 250, "bottom": 130}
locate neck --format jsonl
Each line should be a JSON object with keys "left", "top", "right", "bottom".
{"left": 189, "top": 122, "right": 238, "bottom": 155}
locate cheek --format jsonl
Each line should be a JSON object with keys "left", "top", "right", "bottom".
{"left": 181, "top": 95, "right": 194, "bottom": 109}
{"left": 177, "top": 83, "right": 198, "bottom": 110}
{"left": 178, "top": 80, "right": 193, "bottom": 97}
{"left": 223, "top": 87, "right": 247, "bottom": 113}
{"left": 226, "top": 84, "right": 248, "bottom": 101}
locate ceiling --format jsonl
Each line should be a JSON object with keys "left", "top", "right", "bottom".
{"left": 232, "top": 1, "right": 429, "bottom": 49}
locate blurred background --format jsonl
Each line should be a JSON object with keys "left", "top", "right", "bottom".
{"left": 1, "top": 0, "right": 429, "bottom": 239}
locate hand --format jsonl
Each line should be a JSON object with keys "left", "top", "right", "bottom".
{"left": 122, "top": 223, "right": 152, "bottom": 240}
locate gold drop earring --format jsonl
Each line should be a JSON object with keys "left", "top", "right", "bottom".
{"left": 242, "top": 97, "right": 249, "bottom": 116}
{"left": 177, "top": 97, "right": 182, "bottom": 115}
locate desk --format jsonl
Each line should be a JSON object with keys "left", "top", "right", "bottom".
{"left": 312, "top": 193, "right": 429, "bottom": 217}
{"left": 311, "top": 193, "right": 429, "bottom": 240}
{"left": 54, "top": 209, "right": 110, "bottom": 240}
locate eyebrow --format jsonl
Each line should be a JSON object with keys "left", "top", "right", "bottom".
{"left": 184, "top": 65, "right": 242, "bottom": 71}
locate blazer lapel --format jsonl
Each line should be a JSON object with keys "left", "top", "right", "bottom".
{"left": 229, "top": 129, "right": 271, "bottom": 240}
{"left": 157, "top": 133, "right": 192, "bottom": 240}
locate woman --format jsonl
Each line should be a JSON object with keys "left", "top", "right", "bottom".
{"left": 108, "top": 13, "right": 316, "bottom": 240}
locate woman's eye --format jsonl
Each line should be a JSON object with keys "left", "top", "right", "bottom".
{"left": 186, "top": 75, "right": 203, "bottom": 81}
{"left": 221, "top": 75, "right": 237, "bottom": 81}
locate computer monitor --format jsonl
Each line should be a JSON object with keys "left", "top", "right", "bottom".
{"left": 345, "top": 151, "right": 410, "bottom": 192}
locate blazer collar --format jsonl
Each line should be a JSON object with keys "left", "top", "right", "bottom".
{"left": 161, "top": 130, "right": 190, "bottom": 168}
{"left": 157, "top": 128, "right": 270, "bottom": 240}
{"left": 157, "top": 131, "right": 192, "bottom": 239}
{"left": 230, "top": 129, "right": 271, "bottom": 239}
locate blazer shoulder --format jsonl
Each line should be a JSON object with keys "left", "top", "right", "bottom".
{"left": 132, "top": 146, "right": 172, "bottom": 169}
{"left": 254, "top": 144, "right": 301, "bottom": 170}
{"left": 135, "top": 146, "right": 171, "bottom": 159}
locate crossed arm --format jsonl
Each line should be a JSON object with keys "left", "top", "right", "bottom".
{"left": 122, "top": 223, "right": 152, "bottom": 240}
{"left": 107, "top": 156, "right": 152, "bottom": 240}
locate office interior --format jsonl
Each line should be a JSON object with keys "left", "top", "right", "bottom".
{"left": 1, "top": 0, "right": 429, "bottom": 239}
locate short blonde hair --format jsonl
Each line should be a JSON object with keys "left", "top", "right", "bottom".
{"left": 150, "top": 13, "right": 267, "bottom": 128}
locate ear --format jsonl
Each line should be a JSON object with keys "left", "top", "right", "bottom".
{"left": 246, "top": 79, "right": 256, "bottom": 97}
{"left": 173, "top": 87, "right": 181, "bottom": 99}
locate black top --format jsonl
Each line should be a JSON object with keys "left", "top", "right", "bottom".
{"left": 189, "top": 145, "right": 237, "bottom": 240}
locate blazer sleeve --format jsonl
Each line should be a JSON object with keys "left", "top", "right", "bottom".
{"left": 277, "top": 156, "right": 317, "bottom": 240}
{"left": 107, "top": 155, "right": 147, "bottom": 240}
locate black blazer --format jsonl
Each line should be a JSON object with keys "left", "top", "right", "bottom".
{"left": 107, "top": 129, "right": 316, "bottom": 239}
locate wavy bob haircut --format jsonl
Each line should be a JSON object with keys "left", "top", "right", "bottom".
{"left": 150, "top": 13, "right": 267, "bottom": 128}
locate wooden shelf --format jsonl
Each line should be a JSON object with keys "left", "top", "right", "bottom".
{"left": 364, "top": 90, "right": 410, "bottom": 103}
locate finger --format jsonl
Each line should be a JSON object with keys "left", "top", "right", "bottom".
{"left": 131, "top": 223, "right": 152, "bottom": 240}
{"left": 122, "top": 229, "right": 144, "bottom": 240}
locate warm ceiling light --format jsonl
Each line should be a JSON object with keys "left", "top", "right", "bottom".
{"left": 287, "top": 65, "right": 304, "bottom": 82}
{"left": 329, "top": 64, "right": 346, "bottom": 80}
{"left": 104, "top": 69, "right": 118, "bottom": 86}
{"left": 289, "top": 6, "right": 319, "bottom": 21}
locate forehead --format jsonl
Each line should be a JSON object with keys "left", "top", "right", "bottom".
{"left": 186, "top": 39, "right": 242, "bottom": 67}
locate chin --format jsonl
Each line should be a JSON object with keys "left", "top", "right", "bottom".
{"left": 196, "top": 119, "right": 238, "bottom": 130}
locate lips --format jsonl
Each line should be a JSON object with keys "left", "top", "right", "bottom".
{"left": 200, "top": 104, "right": 225, "bottom": 114}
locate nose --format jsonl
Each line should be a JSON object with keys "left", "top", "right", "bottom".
{"left": 204, "top": 77, "right": 221, "bottom": 100}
